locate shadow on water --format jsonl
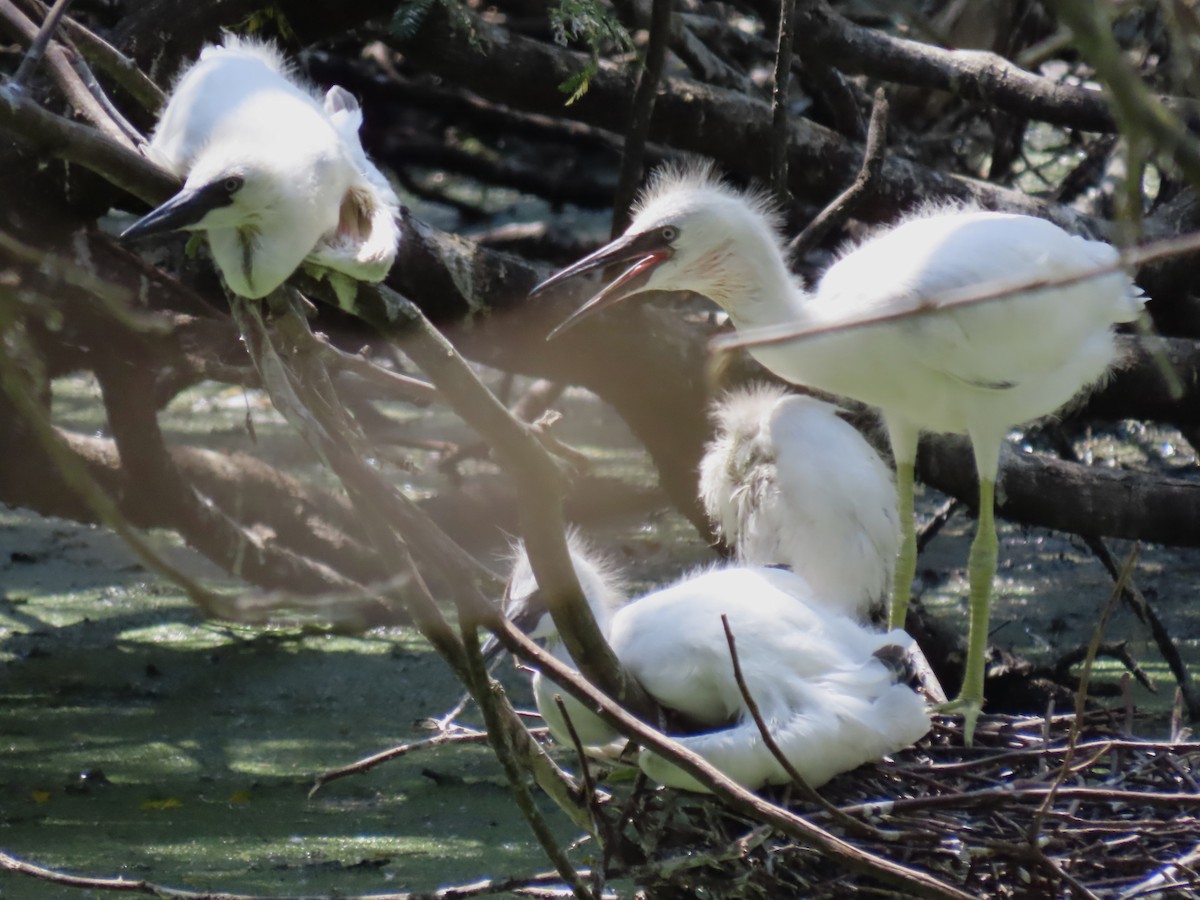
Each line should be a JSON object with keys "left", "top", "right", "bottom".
{"left": 0, "top": 505, "right": 582, "bottom": 898}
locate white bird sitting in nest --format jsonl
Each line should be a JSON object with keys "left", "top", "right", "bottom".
{"left": 122, "top": 35, "right": 399, "bottom": 300}
{"left": 533, "top": 163, "right": 1143, "bottom": 742}
{"left": 700, "top": 383, "right": 899, "bottom": 622}
{"left": 505, "top": 536, "right": 931, "bottom": 793}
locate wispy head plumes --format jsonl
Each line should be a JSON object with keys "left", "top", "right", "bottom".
{"left": 635, "top": 160, "right": 784, "bottom": 242}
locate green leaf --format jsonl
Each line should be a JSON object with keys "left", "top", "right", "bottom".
{"left": 549, "top": 0, "right": 633, "bottom": 53}
{"left": 548, "top": 0, "right": 630, "bottom": 107}
{"left": 558, "top": 63, "right": 597, "bottom": 106}
{"left": 391, "top": 0, "right": 482, "bottom": 50}
{"left": 390, "top": 0, "right": 438, "bottom": 40}
{"left": 238, "top": 5, "right": 297, "bottom": 41}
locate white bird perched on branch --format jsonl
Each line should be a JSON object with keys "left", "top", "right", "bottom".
{"left": 505, "top": 535, "right": 931, "bottom": 792}
{"left": 122, "top": 36, "right": 399, "bottom": 299}
{"left": 700, "top": 383, "right": 899, "bottom": 622}
{"left": 533, "top": 163, "right": 1144, "bottom": 742}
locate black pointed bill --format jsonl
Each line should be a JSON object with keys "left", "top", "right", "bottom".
{"left": 480, "top": 586, "right": 548, "bottom": 663}
{"left": 121, "top": 180, "right": 237, "bottom": 240}
{"left": 531, "top": 230, "right": 674, "bottom": 339}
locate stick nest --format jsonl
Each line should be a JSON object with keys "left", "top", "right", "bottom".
{"left": 605, "top": 711, "right": 1200, "bottom": 898}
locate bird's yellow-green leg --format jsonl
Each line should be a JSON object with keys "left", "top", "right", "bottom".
{"left": 952, "top": 476, "right": 996, "bottom": 744}
{"left": 885, "top": 417, "right": 920, "bottom": 631}
{"left": 889, "top": 460, "right": 917, "bottom": 630}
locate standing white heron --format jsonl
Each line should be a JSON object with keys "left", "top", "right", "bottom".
{"left": 533, "top": 164, "right": 1143, "bottom": 741}
{"left": 700, "top": 383, "right": 899, "bottom": 622}
{"left": 122, "top": 36, "right": 399, "bottom": 299}
{"left": 506, "top": 535, "right": 931, "bottom": 792}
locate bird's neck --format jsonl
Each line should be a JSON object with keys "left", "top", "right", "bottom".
{"left": 716, "top": 248, "right": 812, "bottom": 333}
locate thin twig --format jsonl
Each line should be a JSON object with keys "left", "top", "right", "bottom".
{"left": 719, "top": 614, "right": 906, "bottom": 841}
{"left": 552, "top": 692, "right": 614, "bottom": 869}
{"left": 1030, "top": 543, "right": 1138, "bottom": 843}
{"left": 838, "top": 783, "right": 1200, "bottom": 815}
{"left": 611, "top": 0, "right": 673, "bottom": 235}
{"left": 1053, "top": 640, "right": 1154, "bottom": 693}
{"left": 1049, "top": 424, "right": 1198, "bottom": 714}
{"left": 770, "top": 0, "right": 797, "bottom": 202}
{"left": 0, "top": 847, "right": 599, "bottom": 900}
{"left": 318, "top": 335, "right": 440, "bottom": 407}
{"left": 529, "top": 411, "right": 591, "bottom": 474}
{"left": 23, "top": 0, "right": 164, "bottom": 110}
{"left": 916, "top": 497, "right": 960, "bottom": 553}
{"left": 1086, "top": 540, "right": 1194, "bottom": 699}
{"left": 787, "top": 87, "right": 889, "bottom": 261}
{"left": 61, "top": 44, "right": 146, "bottom": 146}
{"left": 553, "top": 694, "right": 600, "bottom": 808}
{"left": 9, "top": 0, "right": 71, "bottom": 87}
{"left": 0, "top": 0, "right": 134, "bottom": 148}
{"left": 309, "top": 729, "right": 493, "bottom": 796}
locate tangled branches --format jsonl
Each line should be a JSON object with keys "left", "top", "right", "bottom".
{"left": 3, "top": 0, "right": 1200, "bottom": 896}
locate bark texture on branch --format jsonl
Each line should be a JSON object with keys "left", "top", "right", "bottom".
{"left": 919, "top": 435, "right": 1200, "bottom": 548}
{"left": 395, "top": 12, "right": 1113, "bottom": 238}
{"left": 792, "top": 0, "right": 1200, "bottom": 134}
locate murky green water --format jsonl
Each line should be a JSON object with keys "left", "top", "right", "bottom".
{"left": 0, "top": 501, "right": 594, "bottom": 897}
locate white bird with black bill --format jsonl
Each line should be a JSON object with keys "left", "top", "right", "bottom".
{"left": 122, "top": 36, "right": 399, "bottom": 300}
{"left": 532, "top": 164, "right": 1144, "bottom": 742}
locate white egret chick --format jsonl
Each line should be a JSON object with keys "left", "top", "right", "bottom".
{"left": 700, "top": 383, "right": 899, "bottom": 621}
{"left": 506, "top": 537, "right": 930, "bottom": 792}
{"left": 533, "top": 164, "right": 1144, "bottom": 741}
{"left": 122, "top": 36, "right": 399, "bottom": 299}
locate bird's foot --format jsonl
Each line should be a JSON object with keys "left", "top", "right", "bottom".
{"left": 936, "top": 697, "right": 983, "bottom": 746}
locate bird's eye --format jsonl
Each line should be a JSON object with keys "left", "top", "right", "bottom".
{"left": 222, "top": 176, "right": 244, "bottom": 195}
{"left": 660, "top": 225, "right": 679, "bottom": 242}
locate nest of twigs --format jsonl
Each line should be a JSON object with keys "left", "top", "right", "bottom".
{"left": 605, "top": 711, "right": 1200, "bottom": 898}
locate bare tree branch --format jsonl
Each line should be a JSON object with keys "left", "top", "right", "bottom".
{"left": 1054, "top": 0, "right": 1200, "bottom": 190}
{"left": 611, "top": 0, "right": 672, "bottom": 235}
{"left": 0, "top": 0, "right": 136, "bottom": 147}
{"left": 787, "top": 86, "right": 890, "bottom": 260}
{"left": 769, "top": 0, "right": 797, "bottom": 201}
{"left": 793, "top": 0, "right": 1200, "bottom": 134}
{"left": 23, "top": 0, "right": 166, "bottom": 110}
{"left": 0, "top": 79, "right": 174, "bottom": 203}
{"left": 394, "top": 11, "right": 1114, "bottom": 238}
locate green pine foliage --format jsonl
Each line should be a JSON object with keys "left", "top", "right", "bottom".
{"left": 549, "top": 0, "right": 633, "bottom": 104}
{"left": 391, "top": 0, "right": 480, "bottom": 49}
